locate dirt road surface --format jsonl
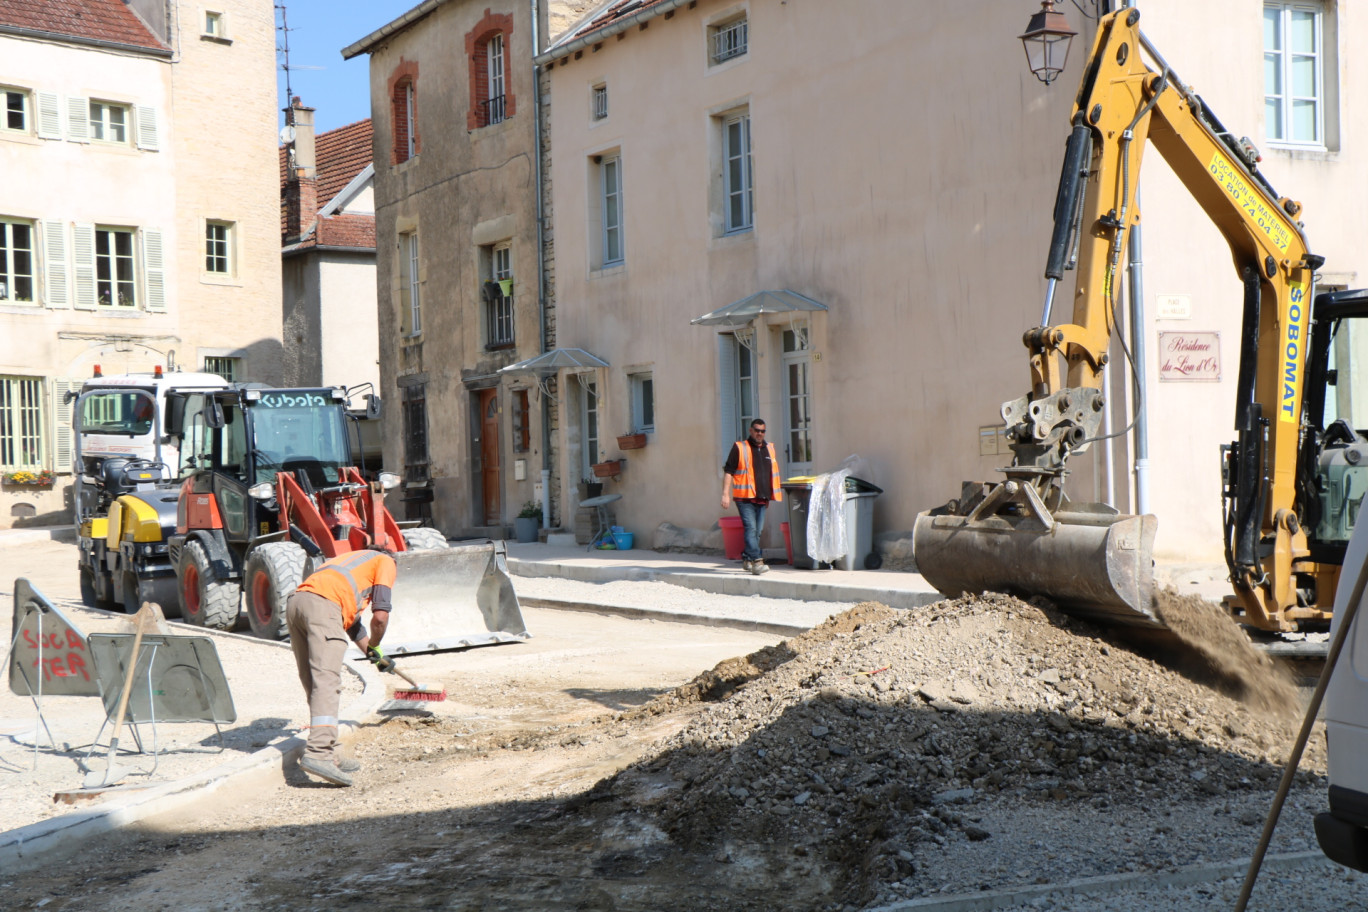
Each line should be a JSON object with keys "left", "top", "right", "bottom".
{"left": 2, "top": 539, "right": 1363, "bottom": 911}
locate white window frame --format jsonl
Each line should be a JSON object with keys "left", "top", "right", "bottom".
{"left": 89, "top": 100, "right": 129, "bottom": 145}
{"left": 723, "top": 112, "right": 753, "bottom": 233}
{"left": 600, "top": 155, "right": 624, "bottom": 267}
{"left": 0, "top": 218, "right": 37, "bottom": 304}
{"left": 591, "top": 84, "right": 608, "bottom": 121}
{"left": 205, "top": 220, "right": 233, "bottom": 275}
{"left": 630, "top": 371, "right": 654, "bottom": 433}
{"left": 2, "top": 87, "right": 29, "bottom": 135}
{"left": 487, "top": 34, "right": 506, "bottom": 126}
{"left": 404, "top": 83, "right": 416, "bottom": 159}
{"left": 710, "top": 15, "right": 749, "bottom": 65}
{"left": 0, "top": 375, "right": 45, "bottom": 470}
{"left": 203, "top": 10, "right": 226, "bottom": 38}
{"left": 782, "top": 324, "right": 813, "bottom": 474}
{"left": 579, "top": 377, "right": 600, "bottom": 478}
{"left": 1264, "top": 2, "right": 1324, "bottom": 147}
{"left": 401, "top": 232, "right": 421, "bottom": 336}
{"left": 487, "top": 242, "right": 514, "bottom": 348}
{"left": 94, "top": 227, "right": 136, "bottom": 308}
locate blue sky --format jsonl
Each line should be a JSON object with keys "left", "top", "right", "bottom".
{"left": 275, "top": 1, "right": 420, "bottom": 133}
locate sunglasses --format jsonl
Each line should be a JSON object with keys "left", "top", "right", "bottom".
{"left": 751, "top": 428, "right": 767, "bottom": 434}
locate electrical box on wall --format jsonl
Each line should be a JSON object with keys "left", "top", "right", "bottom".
{"left": 514, "top": 459, "right": 527, "bottom": 481}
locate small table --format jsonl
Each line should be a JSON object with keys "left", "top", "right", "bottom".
{"left": 579, "top": 493, "right": 622, "bottom": 550}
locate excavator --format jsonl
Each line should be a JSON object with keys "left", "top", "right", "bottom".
{"left": 913, "top": 8, "right": 1368, "bottom": 634}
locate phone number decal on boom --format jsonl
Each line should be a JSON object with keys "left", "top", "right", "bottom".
{"left": 1207, "top": 152, "right": 1293, "bottom": 254}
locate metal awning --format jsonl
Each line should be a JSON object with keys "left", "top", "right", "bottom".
{"left": 497, "top": 348, "right": 609, "bottom": 378}
{"left": 690, "top": 290, "right": 829, "bottom": 327}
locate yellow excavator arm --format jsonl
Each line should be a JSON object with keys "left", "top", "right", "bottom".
{"left": 915, "top": 8, "right": 1328, "bottom": 632}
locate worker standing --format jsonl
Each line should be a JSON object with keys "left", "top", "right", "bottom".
{"left": 286, "top": 544, "right": 398, "bottom": 787}
{"left": 721, "top": 418, "right": 784, "bottom": 575}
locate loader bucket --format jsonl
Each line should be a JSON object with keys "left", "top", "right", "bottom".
{"left": 913, "top": 508, "right": 1162, "bottom": 628}
{"left": 381, "top": 540, "right": 529, "bottom": 655}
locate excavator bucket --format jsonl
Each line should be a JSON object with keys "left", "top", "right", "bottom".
{"left": 380, "top": 540, "right": 529, "bottom": 655}
{"left": 913, "top": 508, "right": 1162, "bottom": 629}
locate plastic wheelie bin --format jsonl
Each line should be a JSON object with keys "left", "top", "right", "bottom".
{"left": 782, "top": 475, "right": 882, "bottom": 570}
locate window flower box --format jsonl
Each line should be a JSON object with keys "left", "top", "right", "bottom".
{"left": 3, "top": 470, "right": 54, "bottom": 487}
{"left": 591, "top": 460, "right": 621, "bottom": 478}
{"left": 616, "top": 433, "right": 647, "bottom": 450}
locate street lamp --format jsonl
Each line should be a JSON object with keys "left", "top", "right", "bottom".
{"left": 1019, "top": 0, "right": 1077, "bottom": 86}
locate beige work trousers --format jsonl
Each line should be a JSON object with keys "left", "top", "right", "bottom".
{"left": 286, "top": 590, "right": 349, "bottom": 762}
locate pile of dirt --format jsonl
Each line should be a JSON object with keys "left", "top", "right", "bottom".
{"left": 584, "top": 594, "right": 1319, "bottom": 906}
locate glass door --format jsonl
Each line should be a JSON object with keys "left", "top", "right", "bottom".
{"left": 781, "top": 325, "right": 812, "bottom": 475}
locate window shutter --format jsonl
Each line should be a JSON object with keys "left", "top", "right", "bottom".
{"left": 136, "top": 105, "right": 159, "bottom": 151}
{"left": 66, "top": 96, "right": 89, "bottom": 142}
{"left": 717, "top": 332, "right": 738, "bottom": 466}
{"left": 73, "top": 223, "right": 97, "bottom": 309}
{"left": 41, "top": 220, "right": 70, "bottom": 308}
{"left": 52, "top": 380, "right": 80, "bottom": 474}
{"left": 142, "top": 228, "right": 166, "bottom": 312}
{"left": 37, "top": 93, "right": 62, "bottom": 139}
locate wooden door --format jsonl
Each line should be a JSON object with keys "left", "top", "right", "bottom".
{"left": 478, "top": 388, "right": 501, "bottom": 525}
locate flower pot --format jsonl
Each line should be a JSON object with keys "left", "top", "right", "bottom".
{"left": 616, "top": 433, "right": 647, "bottom": 450}
{"left": 514, "top": 516, "right": 540, "bottom": 544}
{"left": 591, "top": 460, "right": 621, "bottom": 478}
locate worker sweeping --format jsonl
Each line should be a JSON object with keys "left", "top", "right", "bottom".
{"left": 286, "top": 544, "right": 397, "bottom": 787}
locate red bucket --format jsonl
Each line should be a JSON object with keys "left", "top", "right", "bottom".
{"left": 719, "top": 516, "right": 744, "bottom": 560}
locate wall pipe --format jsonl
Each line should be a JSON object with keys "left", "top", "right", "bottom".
{"left": 531, "top": 0, "right": 552, "bottom": 528}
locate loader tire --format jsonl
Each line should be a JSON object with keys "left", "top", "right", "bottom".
{"left": 178, "top": 540, "right": 240, "bottom": 630}
{"left": 244, "top": 542, "right": 307, "bottom": 640}
{"left": 79, "top": 564, "right": 99, "bottom": 608}
{"left": 402, "top": 527, "right": 449, "bottom": 551}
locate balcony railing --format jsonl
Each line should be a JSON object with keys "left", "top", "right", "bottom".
{"left": 481, "top": 94, "right": 506, "bottom": 127}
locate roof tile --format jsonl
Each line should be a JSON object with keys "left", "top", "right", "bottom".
{"left": 0, "top": 0, "right": 167, "bottom": 51}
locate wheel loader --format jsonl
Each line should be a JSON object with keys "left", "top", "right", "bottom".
{"left": 164, "top": 384, "right": 527, "bottom": 648}
{"left": 913, "top": 9, "right": 1368, "bottom": 634}
{"left": 72, "top": 366, "right": 231, "bottom": 614}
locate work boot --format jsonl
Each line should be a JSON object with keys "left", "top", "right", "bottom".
{"left": 751, "top": 560, "right": 769, "bottom": 575}
{"left": 335, "top": 756, "right": 362, "bottom": 773}
{"left": 300, "top": 755, "right": 354, "bottom": 787}
{"left": 741, "top": 559, "right": 753, "bottom": 573}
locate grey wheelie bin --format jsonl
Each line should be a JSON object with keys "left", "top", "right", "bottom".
{"left": 782, "top": 476, "right": 883, "bottom": 570}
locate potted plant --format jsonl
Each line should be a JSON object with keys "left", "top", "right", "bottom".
{"left": 2, "top": 469, "right": 54, "bottom": 487}
{"left": 591, "top": 459, "right": 622, "bottom": 478}
{"left": 514, "top": 500, "right": 541, "bottom": 544}
{"left": 616, "top": 432, "right": 647, "bottom": 450}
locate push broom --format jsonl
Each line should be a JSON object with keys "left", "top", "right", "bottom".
{"left": 369, "top": 648, "right": 446, "bottom": 702}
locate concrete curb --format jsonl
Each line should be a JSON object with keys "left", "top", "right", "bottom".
{"left": 508, "top": 558, "right": 943, "bottom": 611}
{"left": 519, "top": 596, "right": 812, "bottom": 636}
{"left": 0, "top": 649, "right": 389, "bottom": 874}
{"left": 866, "top": 850, "right": 1335, "bottom": 912}
{"left": 0, "top": 525, "right": 78, "bottom": 547}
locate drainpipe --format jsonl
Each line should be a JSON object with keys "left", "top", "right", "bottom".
{"left": 531, "top": 0, "right": 552, "bottom": 528}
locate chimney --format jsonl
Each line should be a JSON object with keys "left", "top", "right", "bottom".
{"left": 283, "top": 97, "right": 318, "bottom": 242}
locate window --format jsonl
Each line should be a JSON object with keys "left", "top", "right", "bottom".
{"left": 400, "top": 232, "right": 421, "bottom": 335}
{"left": 0, "top": 219, "right": 35, "bottom": 303}
{"left": 782, "top": 325, "right": 813, "bottom": 471}
{"left": 631, "top": 372, "right": 654, "bottom": 433}
{"left": 600, "top": 155, "right": 624, "bottom": 266}
{"left": 202, "top": 356, "right": 240, "bottom": 381}
{"left": 736, "top": 339, "right": 755, "bottom": 438}
{"left": 485, "top": 35, "right": 506, "bottom": 126}
{"left": 486, "top": 242, "right": 514, "bottom": 348}
{"left": 205, "top": 221, "right": 232, "bottom": 274}
{"left": 0, "top": 375, "right": 44, "bottom": 470}
{"left": 89, "top": 101, "right": 129, "bottom": 144}
{"left": 203, "top": 11, "right": 224, "bottom": 37}
{"left": 95, "top": 228, "right": 135, "bottom": 307}
{"left": 3, "top": 88, "right": 28, "bottom": 133}
{"left": 723, "top": 112, "right": 753, "bottom": 233}
{"left": 580, "top": 378, "right": 600, "bottom": 477}
{"left": 392, "top": 79, "right": 416, "bottom": 164}
{"left": 710, "top": 16, "right": 748, "bottom": 65}
{"left": 402, "top": 383, "right": 429, "bottom": 481}
{"left": 1264, "top": 2, "right": 1324, "bottom": 145}
{"left": 512, "top": 389, "right": 530, "bottom": 453}
{"left": 592, "top": 84, "right": 608, "bottom": 121}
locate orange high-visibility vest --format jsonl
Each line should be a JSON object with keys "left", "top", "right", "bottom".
{"left": 297, "top": 551, "right": 397, "bottom": 630}
{"left": 730, "top": 441, "right": 783, "bottom": 502}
